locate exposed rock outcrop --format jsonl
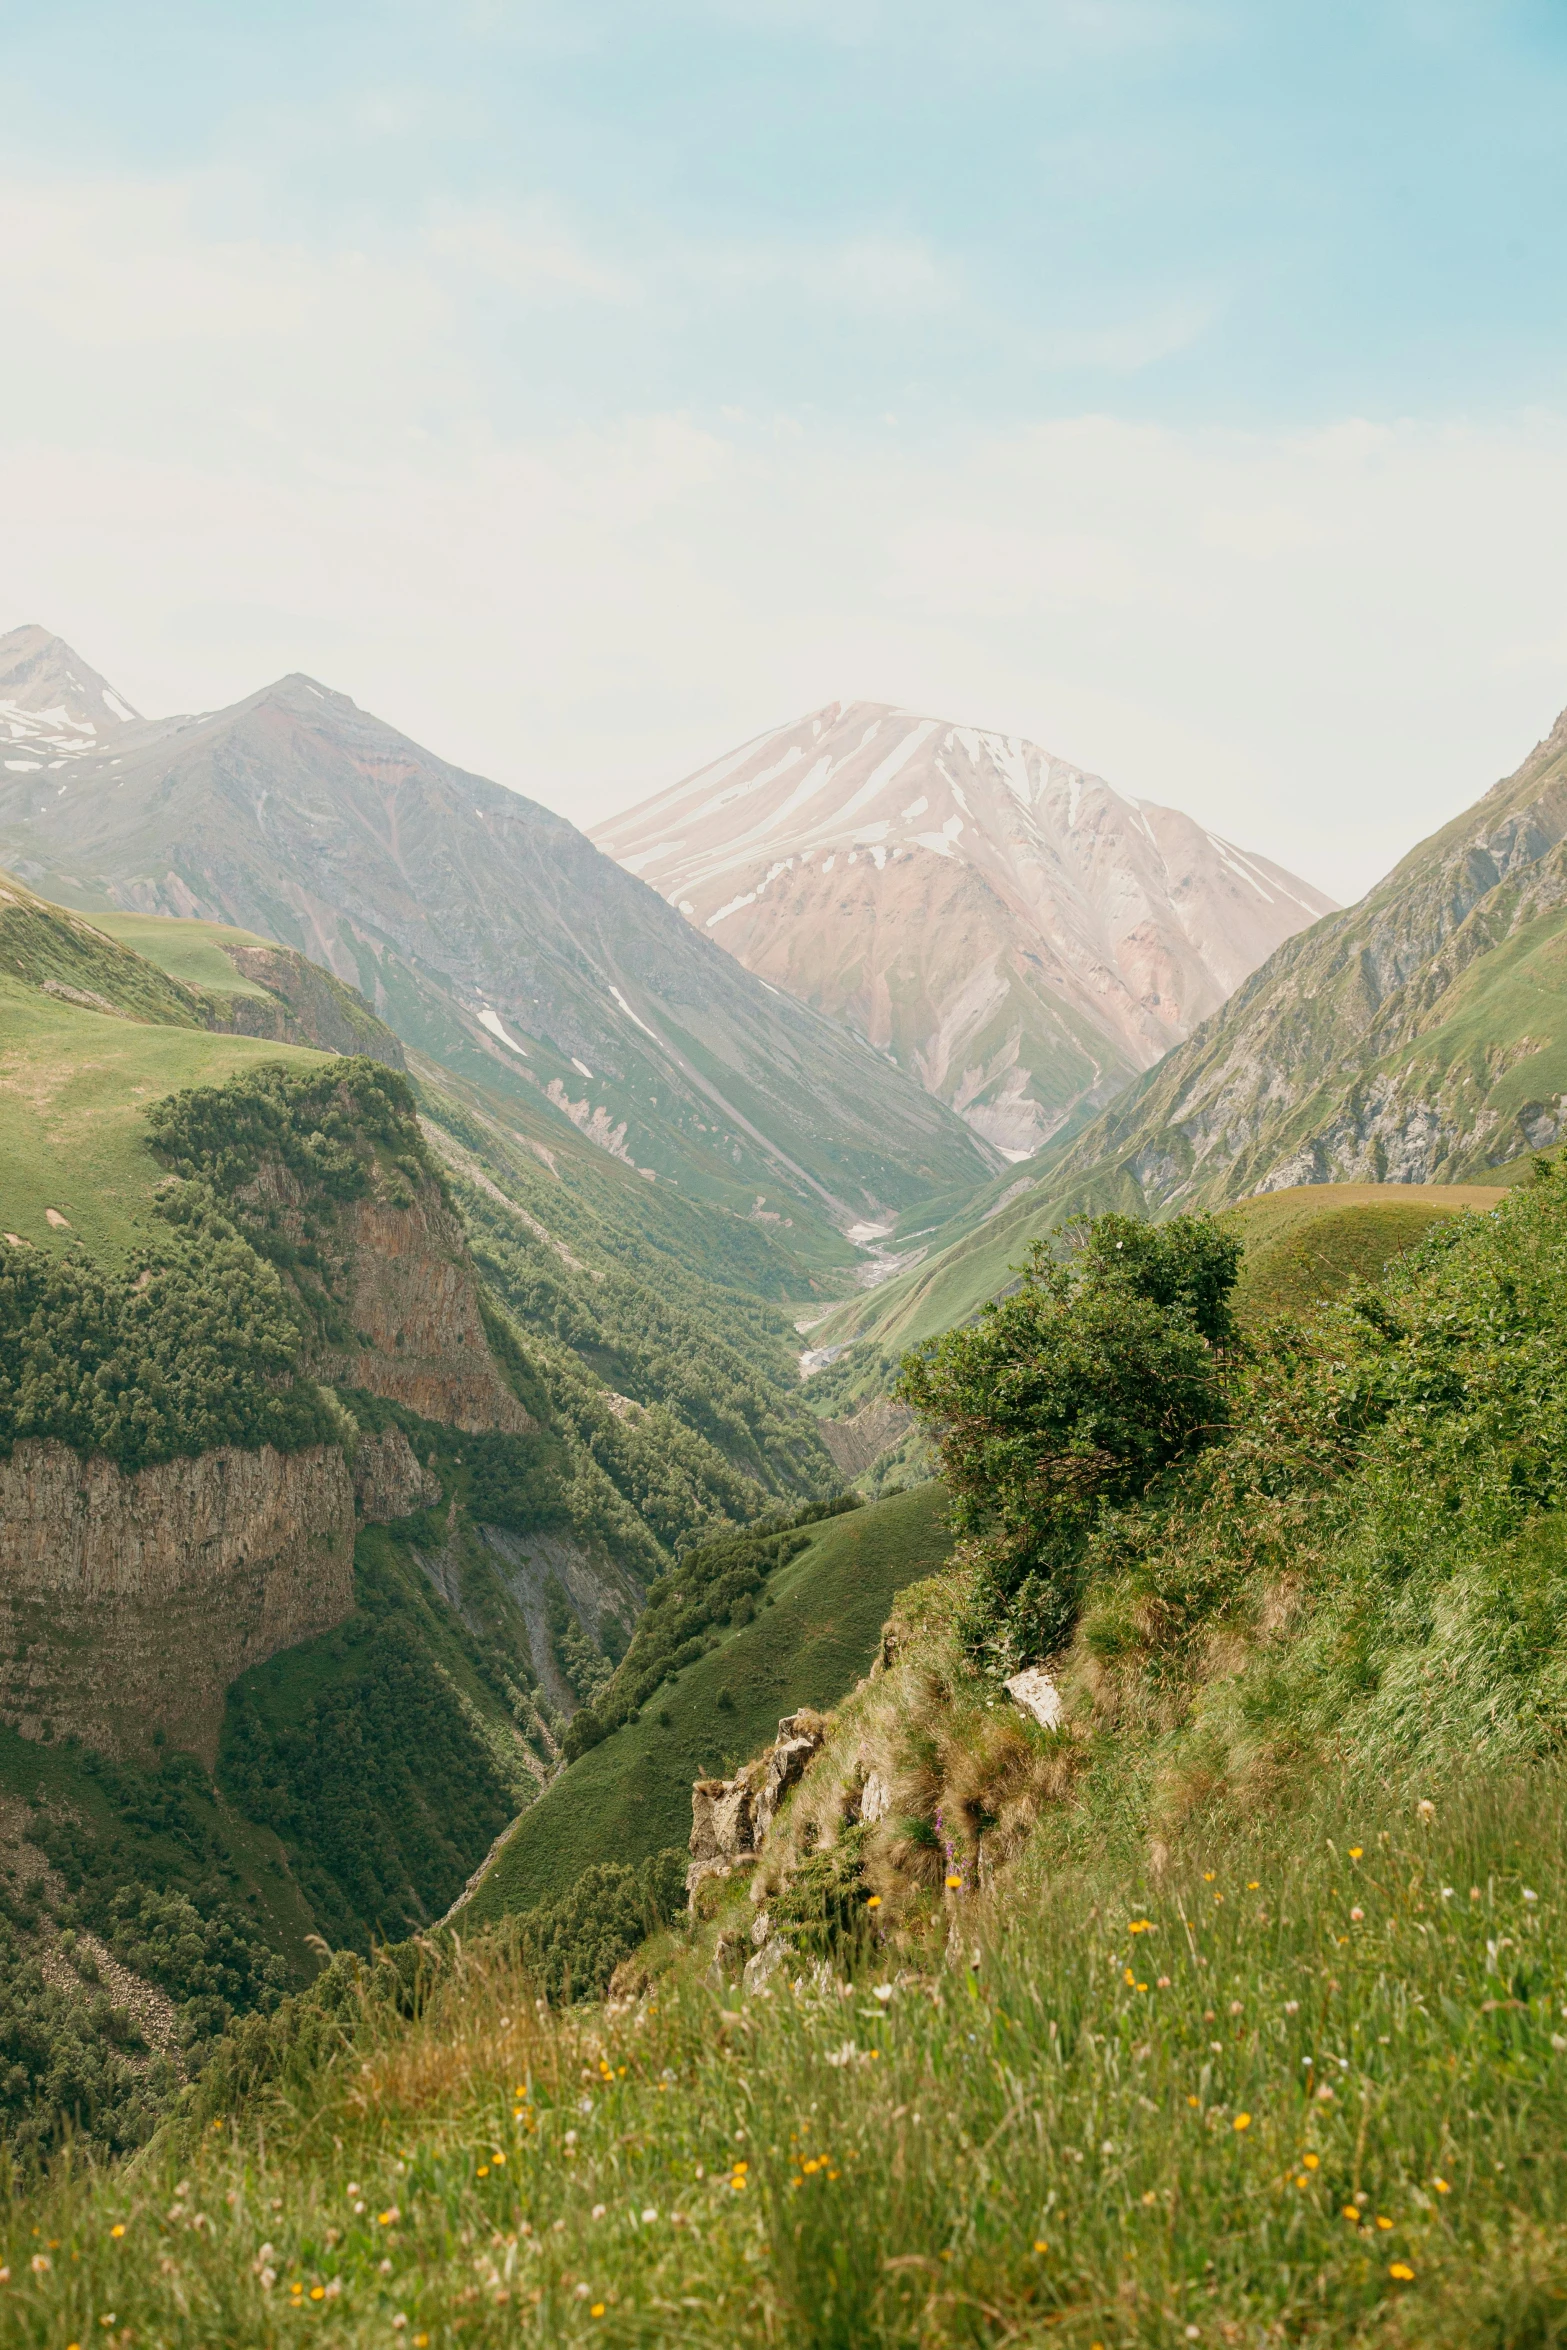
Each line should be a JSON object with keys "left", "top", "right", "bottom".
{"left": 215, "top": 941, "right": 406, "bottom": 1067}
{"left": 0, "top": 1438, "right": 355, "bottom": 1766}
{"left": 818, "top": 1399, "right": 914, "bottom": 1479}
{"left": 307, "top": 1180, "right": 534, "bottom": 1436}
{"left": 686, "top": 1709, "right": 828, "bottom": 1902}
{"left": 353, "top": 1425, "right": 442, "bottom": 1523}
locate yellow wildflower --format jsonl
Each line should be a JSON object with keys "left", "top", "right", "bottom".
{"left": 1233, "top": 2113, "right": 1251, "bottom": 2132}
{"left": 1389, "top": 2263, "right": 1414, "bottom": 2282}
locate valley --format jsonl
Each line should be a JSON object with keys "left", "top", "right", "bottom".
{"left": 4, "top": 631, "right": 1567, "bottom": 2348}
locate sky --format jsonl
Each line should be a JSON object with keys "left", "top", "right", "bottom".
{"left": 6, "top": 0, "right": 1567, "bottom": 897}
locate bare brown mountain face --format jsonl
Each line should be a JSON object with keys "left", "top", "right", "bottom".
{"left": 0, "top": 633, "right": 992, "bottom": 1240}
{"left": 594, "top": 701, "right": 1335, "bottom": 1160}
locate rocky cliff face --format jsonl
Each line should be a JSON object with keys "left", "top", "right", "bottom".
{"left": 318, "top": 1185, "right": 536, "bottom": 1435}
{"left": 0, "top": 1439, "right": 354, "bottom": 1766}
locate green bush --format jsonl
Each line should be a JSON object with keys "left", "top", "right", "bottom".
{"left": 899, "top": 1212, "right": 1240, "bottom": 1667}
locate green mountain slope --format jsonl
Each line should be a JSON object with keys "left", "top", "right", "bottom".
{"left": 814, "top": 701, "right": 1567, "bottom": 1362}
{"left": 462, "top": 1483, "right": 952, "bottom": 1923}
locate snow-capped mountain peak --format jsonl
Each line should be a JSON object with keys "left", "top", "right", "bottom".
{"left": 0, "top": 625, "right": 142, "bottom": 775}
{"left": 594, "top": 700, "right": 1336, "bottom": 1160}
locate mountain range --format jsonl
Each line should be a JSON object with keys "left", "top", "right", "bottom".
{"left": 816, "top": 694, "right": 1567, "bottom": 1368}
{"left": 0, "top": 629, "right": 992, "bottom": 1265}
{"left": 593, "top": 700, "right": 1334, "bottom": 1158}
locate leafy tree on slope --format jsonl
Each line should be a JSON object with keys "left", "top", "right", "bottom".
{"left": 898, "top": 1213, "right": 1240, "bottom": 1670}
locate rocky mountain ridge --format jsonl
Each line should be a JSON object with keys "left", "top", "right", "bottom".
{"left": 594, "top": 699, "right": 1334, "bottom": 1158}
{"left": 0, "top": 633, "right": 993, "bottom": 1250}
{"left": 816, "top": 694, "right": 1567, "bottom": 1367}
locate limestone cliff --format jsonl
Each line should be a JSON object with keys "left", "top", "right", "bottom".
{"left": 0, "top": 1438, "right": 354, "bottom": 1766}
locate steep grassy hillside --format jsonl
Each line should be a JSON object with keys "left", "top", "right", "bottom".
{"left": 1222, "top": 1180, "right": 1504, "bottom": 1321}
{"left": 0, "top": 976, "right": 330, "bottom": 1260}
{"left": 463, "top": 1483, "right": 952, "bottom": 1923}
{"left": 15, "top": 1172, "right": 1567, "bottom": 2343}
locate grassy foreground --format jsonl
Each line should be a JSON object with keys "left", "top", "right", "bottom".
{"left": 3, "top": 1760, "right": 1563, "bottom": 2348}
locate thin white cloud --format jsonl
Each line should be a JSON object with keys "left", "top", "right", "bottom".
{"left": 4, "top": 168, "right": 1567, "bottom": 907}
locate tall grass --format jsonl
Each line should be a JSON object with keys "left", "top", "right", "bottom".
{"left": 5, "top": 1761, "right": 1565, "bottom": 2348}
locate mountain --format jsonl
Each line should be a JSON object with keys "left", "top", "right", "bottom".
{"left": 592, "top": 700, "right": 1335, "bottom": 1159}
{"left": 0, "top": 636, "right": 995, "bottom": 1261}
{"left": 815, "top": 693, "right": 1567, "bottom": 1364}
{"left": 0, "top": 623, "right": 142, "bottom": 764}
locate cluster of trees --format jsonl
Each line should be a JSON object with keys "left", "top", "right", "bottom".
{"left": 500, "top": 1849, "right": 686, "bottom": 2003}
{"left": 147, "top": 1057, "right": 424, "bottom": 1203}
{"left": 902, "top": 1164, "right": 1567, "bottom": 1724}
{"left": 0, "top": 1200, "right": 334, "bottom": 1472}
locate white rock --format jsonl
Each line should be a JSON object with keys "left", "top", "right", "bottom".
{"left": 1003, "top": 1666, "right": 1063, "bottom": 1731}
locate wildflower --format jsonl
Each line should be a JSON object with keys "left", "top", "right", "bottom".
{"left": 1187, "top": 2095, "right": 1199, "bottom": 2108}
{"left": 1304, "top": 2154, "right": 1319, "bottom": 2170}
{"left": 945, "top": 1875, "right": 963, "bottom": 1891}
{"left": 1524, "top": 1889, "right": 1539, "bottom": 1903}
{"left": 1417, "top": 1800, "right": 1435, "bottom": 1820}
{"left": 310, "top": 2286, "right": 325, "bottom": 2301}
{"left": 1375, "top": 2216, "right": 1393, "bottom": 2230}
{"left": 576, "top": 2284, "right": 592, "bottom": 2300}
{"left": 392, "top": 2317, "right": 407, "bottom": 2333}
{"left": 1350, "top": 1906, "right": 1364, "bottom": 1922}
{"left": 477, "top": 2166, "right": 489, "bottom": 2179}
{"left": 873, "top": 1983, "right": 894, "bottom": 2002}
{"left": 1157, "top": 1975, "right": 1171, "bottom": 1987}
{"left": 1247, "top": 1881, "right": 1260, "bottom": 1890}
{"left": 1229, "top": 2000, "right": 1243, "bottom": 2015}
{"left": 1343, "top": 2207, "right": 1360, "bottom": 2223}
{"left": 1389, "top": 2263, "right": 1415, "bottom": 2282}
{"left": 378, "top": 2208, "right": 400, "bottom": 2227}
{"left": 1033, "top": 2238, "right": 1048, "bottom": 2252}
{"left": 591, "top": 2307, "right": 606, "bottom": 2319}
{"left": 1349, "top": 1848, "right": 1363, "bottom": 1861}
{"left": 1203, "top": 1872, "right": 1215, "bottom": 1882}
{"left": 866, "top": 1895, "right": 882, "bottom": 1909}
{"left": 592, "top": 2205, "right": 607, "bottom": 2220}
{"left": 110, "top": 2224, "right": 125, "bottom": 2239}
{"left": 30, "top": 2255, "right": 49, "bottom": 2274}
{"left": 1233, "top": 2114, "right": 1251, "bottom": 2132}
{"left": 1124, "top": 1968, "right": 1137, "bottom": 1987}
{"left": 1441, "top": 1887, "right": 1454, "bottom": 1900}
{"left": 641, "top": 2209, "right": 658, "bottom": 2224}
{"left": 1433, "top": 2178, "right": 1451, "bottom": 2194}
{"left": 1127, "top": 1919, "right": 1153, "bottom": 1934}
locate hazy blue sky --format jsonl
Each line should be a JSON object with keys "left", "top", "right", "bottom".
{"left": 7, "top": 1, "right": 1567, "bottom": 891}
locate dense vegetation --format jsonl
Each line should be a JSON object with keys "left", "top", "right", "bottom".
{"left": 898, "top": 1210, "right": 1241, "bottom": 1669}
{"left": 13, "top": 1162, "right": 1567, "bottom": 2340}
{"left": 217, "top": 1525, "right": 541, "bottom": 1952}
{"left": 0, "top": 1200, "right": 333, "bottom": 1471}
{"left": 0, "top": 1734, "right": 305, "bottom": 2172}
